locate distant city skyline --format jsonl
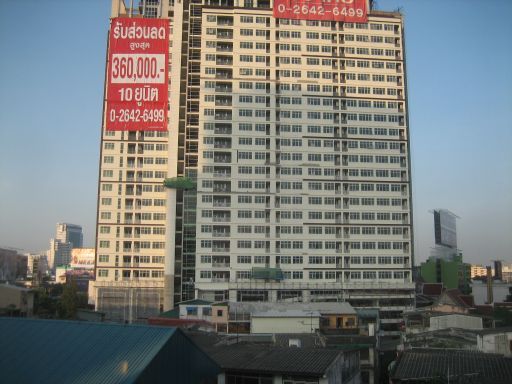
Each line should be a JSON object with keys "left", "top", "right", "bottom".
{"left": 0, "top": 0, "right": 511, "bottom": 265}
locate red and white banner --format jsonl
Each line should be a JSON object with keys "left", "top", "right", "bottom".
{"left": 273, "top": 0, "right": 368, "bottom": 23}
{"left": 106, "top": 18, "right": 169, "bottom": 131}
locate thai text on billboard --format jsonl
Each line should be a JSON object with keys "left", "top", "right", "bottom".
{"left": 106, "top": 18, "right": 169, "bottom": 131}
{"left": 273, "top": 0, "right": 368, "bottom": 22}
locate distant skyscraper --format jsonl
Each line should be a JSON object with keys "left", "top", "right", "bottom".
{"left": 47, "top": 239, "right": 72, "bottom": 272}
{"left": 55, "top": 223, "right": 83, "bottom": 249}
{"left": 433, "top": 209, "right": 457, "bottom": 249}
{"left": 47, "top": 223, "right": 83, "bottom": 272}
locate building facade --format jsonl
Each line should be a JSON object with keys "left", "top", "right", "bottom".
{"left": 94, "top": 0, "right": 415, "bottom": 331}
{"left": 55, "top": 223, "right": 83, "bottom": 249}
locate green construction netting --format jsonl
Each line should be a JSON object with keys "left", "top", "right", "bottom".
{"left": 251, "top": 267, "right": 284, "bottom": 281}
{"left": 163, "top": 177, "right": 196, "bottom": 190}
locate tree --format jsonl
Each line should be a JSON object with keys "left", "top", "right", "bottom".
{"left": 56, "top": 280, "right": 88, "bottom": 319}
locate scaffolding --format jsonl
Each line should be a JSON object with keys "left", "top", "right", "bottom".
{"left": 94, "top": 280, "right": 164, "bottom": 323}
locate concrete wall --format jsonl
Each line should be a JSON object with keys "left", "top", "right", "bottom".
{"left": 251, "top": 316, "right": 320, "bottom": 334}
{"left": 0, "top": 285, "right": 34, "bottom": 315}
{"left": 430, "top": 314, "right": 482, "bottom": 331}
{"left": 478, "top": 331, "right": 512, "bottom": 357}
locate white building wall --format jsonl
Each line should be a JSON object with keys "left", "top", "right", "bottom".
{"left": 251, "top": 316, "right": 320, "bottom": 334}
{"left": 429, "top": 314, "right": 483, "bottom": 331}
{"left": 193, "top": 5, "right": 414, "bottom": 333}
{"left": 478, "top": 332, "right": 512, "bottom": 357}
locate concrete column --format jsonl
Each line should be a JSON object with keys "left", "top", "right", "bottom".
{"left": 269, "top": 289, "right": 277, "bottom": 302}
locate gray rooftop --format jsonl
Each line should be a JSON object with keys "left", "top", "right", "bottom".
{"left": 392, "top": 348, "right": 512, "bottom": 384}
{"left": 207, "top": 344, "right": 344, "bottom": 376}
{"left": 252, "top": 309, "right": 321, "bottom": 318}
{"left": 476, "top": 326, "right": 512, "bottom": 336}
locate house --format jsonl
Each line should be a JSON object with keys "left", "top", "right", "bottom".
{"left": 207, "top": 344, "right": 361, "bottom": 384}
{"left": 0, "top": 318, "right": 219, "bottom": 383}
{"left": 477, "top": 327, "right": 512, "bottom": 356}
{"left": 389, "top": 348, "right": 512, "bottom": 384}
{"left": 210, "top": 301, "right": 358, "bottom": 334}
{"left": 148, "top": 299, "right": 215, "bottom": 330}
{"left": 0, "top": 283, "right": 34, "bottom": 316}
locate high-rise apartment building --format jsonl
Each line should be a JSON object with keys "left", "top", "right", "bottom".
{"left": 93, "top": 0, "right": 415, "bottom": 332}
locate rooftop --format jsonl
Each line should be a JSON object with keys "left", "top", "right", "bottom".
{"left": 391, "top": 348, "right": 512, "bottom": 384}
{"left": 0, "top": 318, "right": 211, "bottom": 383}
{"left": 476, "top": 326, "right": 512, "bottom": 336}
{"left": 252, "top": 309, "right": 321, "bottom": 318}
{"left": 206, "top": 344, "right": 343, "bottom": 377}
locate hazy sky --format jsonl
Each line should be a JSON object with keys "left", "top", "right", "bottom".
{"left": 0, "top": 0, "right": 511, "bottom": 265}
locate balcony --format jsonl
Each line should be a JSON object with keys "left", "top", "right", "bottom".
{"left": 212, "top": 247, "right": 230, "bottom": 252}
{"left": 217, "top": 17, "right": 233, "bottom": 26}
{"left": 212, "top": 231, "right": 230, "bottom": 238}
{"left": 212, "top": 277, "right": 230, "bottom": 282}
{"left": 216, "top": 57, "right": 233, "bottom": 66}
{"left": 215, "top": 85, "right": 232, "bottom": 93}
{"left": 216, "top": 31, "right": 233, "bottom": 39}
{"left": 215, "top": 112, "right": 232, "bottom": 121}
{"left": 215, "top": 71, "right": 232, "bottom": 79}
{"left": 214, "top": 139, "right": 231, "bottom": 149}
{"left": 212, "top": 262, "right": 230, "bottom": 267}
{"left": 213, "top": 172, "right": 231, "bottom": 178}
{"left": 213, "top": 200, "right": 230, "bottom": 207}
{"left": 215, "top": 99, "right": 232, "bottom": 107}
{"left": 214, "top": 155, "right": 231, "bottom": 164}
{"left": 216, "top": 44, "right": 233, "bottom": 52}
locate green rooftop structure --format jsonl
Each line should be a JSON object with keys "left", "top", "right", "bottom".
{"left": 420, "top": 254, "right": 471, "bottom": 293}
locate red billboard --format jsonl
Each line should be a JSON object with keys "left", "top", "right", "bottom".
{"left": 106, "top": 18, "right": 169, "bottom": 131}
{"left": 273, "top": 0, "right": 368, "bottom": 23}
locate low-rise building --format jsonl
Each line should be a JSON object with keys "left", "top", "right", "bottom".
{"left": 0, "top": 283, "right": 34, "bottom": 316}
{"left": 477, "top": 327, "right": 512, "bottom": 357}
{"left": 213, "top": 301, "right": 358, "bottom": 334}
{"left": 204, "top": 344, "right": 360, "bottom": 384}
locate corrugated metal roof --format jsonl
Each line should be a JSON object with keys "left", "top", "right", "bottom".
{"left": 208, "top": 345, "right": 343, "bottom": 376}
{"left": 392, "top": 348, "right": 512, "bottom": 383}
{"left": 0, "top": 318, "right": 176, "bottom": 384}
